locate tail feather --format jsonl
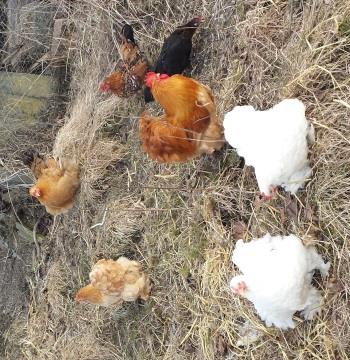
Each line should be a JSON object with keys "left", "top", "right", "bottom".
{"left": 22, "top": 150, "right": 48, "bottom": 179}
{"left": 121, "top": 23, "right": 135, "bottom": 43}
{"left": 144, "top": 87, "right": 154, "bottom": 103}
{"left": 139, "top": 112, "right": 197, "bottom": 163}
{"left": 139, "top": 274, "right": 151, "bottom": 300}
{"left": 22, "top": 149, "right": 38, "bottom": 167}
{"left": 61, "top": 160, "right": 80, "bottom": 178}
{"left": 176, "top": 16, "right": 202, "bottom": 37}
{"left": 196, "top": 85, "right": 215, "bottom": 114}
{"left": 195, "top": 86, "right": 224, "bottom": 154}
{"left": 198, "top": 116, "right": 224, "bottom": 154}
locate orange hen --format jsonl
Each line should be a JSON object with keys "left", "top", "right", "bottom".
{"left": 140, "top": 72, "right": 224, "bottom": 163}
{"left": 75, "top": 257, "right": 150, "bottom": 307}
{"left": 26, "top": 152, "right": 80, "bottom": 215}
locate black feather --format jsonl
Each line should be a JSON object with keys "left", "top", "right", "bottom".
{"left": 121, "top": 23, "right": 135, "bottom": 43}
{"left": 144, "top": 87, "right": 154, "bottom": 103}
{"left": 22, "top": 149, "right": 40, "bottom": 167}
{"left": 144, "top": 17, "right": 201, "bottom": 103}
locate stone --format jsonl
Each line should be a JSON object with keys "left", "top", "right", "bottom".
{"left": 0, "top": 71, "right": 58, "bottom": 147}
{"left": 0, "top": 71, "right": 58, "bottom": 98}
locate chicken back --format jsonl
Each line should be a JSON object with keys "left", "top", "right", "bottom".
{"left": 223, "top": 99, "right": 313, "bottom": 198}
{"left": 26, "top": 152, "right": 80, "bottom": 216}
{"left": 230, "top": 233, "right": 330, "bottom": 329}
{"left": 140, "top": 72, "right": 223, "bottom": 163}
{"left": 75, "top": 257, "right": 151, "bottom": 307}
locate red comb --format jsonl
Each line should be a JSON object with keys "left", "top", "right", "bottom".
{"left": 144, "top": 72, "right": 156, "bottom": 88}
{"left": 99, "top": 83, "right": 110, "bottom": 92}
{"left": 145, "top": 72, "right": 156, "bottom": 80}
{"left": 144, "top": 72, "right": 170, "bottom": 88}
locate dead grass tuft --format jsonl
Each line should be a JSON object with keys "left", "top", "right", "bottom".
{"left": 4, "top": 0, "right": 350, "bottom": 359}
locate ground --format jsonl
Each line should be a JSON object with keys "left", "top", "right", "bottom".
{"left": 1, "top": 0, "right": 350, "bottom": 359}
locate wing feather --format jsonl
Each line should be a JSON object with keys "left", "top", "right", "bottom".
{"left": 139, "top": 112, "right": 197, "bottom": 163}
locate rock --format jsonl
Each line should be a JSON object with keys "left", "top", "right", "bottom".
{"left": 2, "top": 94, "right": 49, "bottom": 123}
{"left": 0, "top": 71, "right": 58, "bottom": 98}
{"left": 0, "top": 71, "right": 58, "bottom": 147}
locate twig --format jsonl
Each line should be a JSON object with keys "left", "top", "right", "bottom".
{"left": 90, "top": 207, "right": 108, "bottom": 229}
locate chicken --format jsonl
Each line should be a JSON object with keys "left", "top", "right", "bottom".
{"left": 144, "top": 16, "right": 203, "bottom": 103}
{"left": 75, "top": 257, "right": 150, "bottom": 307}
{"left": 25, "top": 152, "right": 80, "bottom": 215}
{"left": 140, "top": 72, "right": 224, "bottom": 163}
{"left": 99, "top": 24, "right": 148, "bottom": 97}
{"left": 223, "top": 99, "right": 314, "bottom": 199}
{"left": 230, "top": 234, "right": 330, "bottom": 330}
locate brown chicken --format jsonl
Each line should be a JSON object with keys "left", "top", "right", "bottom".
{"left": 99, "top": 24, "right": 148, "bottom": 97}
{"left": 25, "top": 152, "right": 80, "bottom": 215}
{"left": 140, "top": 72, "right": 224, "bottom": 163}
{"left": 75, "top": 257, "right": 150, "bottom": 307}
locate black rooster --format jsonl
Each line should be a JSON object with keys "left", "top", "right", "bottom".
{"left": 144, "top": 16, "right": 203, "bottom": 102}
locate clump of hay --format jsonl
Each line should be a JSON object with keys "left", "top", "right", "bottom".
{"left": 52, "top": 37, "right": 124, "bottom": 204}
{"left": 5, "top": 0, "right": 350, "bottom": 359}
{"left": 5, "top": 261, "right": 123, "bottom": 360}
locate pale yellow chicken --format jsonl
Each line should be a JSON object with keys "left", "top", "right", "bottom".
{"left": 75, "top": 257, "right": 151, "bottom": 307}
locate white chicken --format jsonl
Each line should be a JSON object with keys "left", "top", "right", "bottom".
{"left": 223, "top": 99, "right": 313, "bottom": 199}
{"left": 230, "top": 234, "right": 330, "bottom": 330}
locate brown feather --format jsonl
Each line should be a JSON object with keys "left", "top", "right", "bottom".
{"left": 139, "top": 74, "right": 224, "bottom": 163}
{"left": 29, "top": 157, "right": 80, "bottom": 215}
{"left": 100, "top": 28, "right": 148, "bottom": 97}
{"left": 140, "top": 112, "right": 198, "bottom": 163}
{"left": 75, "top": 258, "right": 151, "bottom": 307}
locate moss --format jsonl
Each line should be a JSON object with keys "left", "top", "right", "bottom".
{"left": 0, "top": 72, "right": 58, "bottom": 98}
{"left": 179, "top": 264, "right": 191, "bottom": 278}
{"left": 339, "top": 19, "right": 350, "bottom": 36}
{"left": 0, "top": 72, "right": 59, "bottom": 147}
{"left": 2, "top": 94, "right": 48, "bottom": 122}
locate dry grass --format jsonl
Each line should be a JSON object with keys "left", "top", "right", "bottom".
{"left": 4, "top": 0, "right": 350, "bottom": 359}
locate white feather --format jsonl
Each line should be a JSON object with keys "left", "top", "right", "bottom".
{"left": 223, "top": 99, "right": 313, "bottom": 195}
{"left": 230, "top": 234, "right": 330, "bottom": 329}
